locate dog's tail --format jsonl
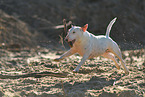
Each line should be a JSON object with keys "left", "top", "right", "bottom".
{"left": 106, "top": 17, "right": 117, "bottom": 38}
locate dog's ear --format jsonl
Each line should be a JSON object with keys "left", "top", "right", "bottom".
{"left": 81, "top": 24, "right": 88, "bottom": 32}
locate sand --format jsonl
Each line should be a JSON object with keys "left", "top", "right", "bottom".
{"left": 0, "top": 48, "right": 144, "bottom": 97}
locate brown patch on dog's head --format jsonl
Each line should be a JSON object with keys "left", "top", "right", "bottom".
{"left": 81, "top": 24, "right": 88, "bottom": 32}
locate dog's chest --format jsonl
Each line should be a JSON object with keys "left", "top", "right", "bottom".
{"left": 74, "top": 43, "right": 89, "bottom": 56}
{"left": 74, "top": 42, "right": 106, "bottom": 57}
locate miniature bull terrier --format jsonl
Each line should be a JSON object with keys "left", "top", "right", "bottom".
{"left": 54, "top": 17, "right": 129, "bottom": 74}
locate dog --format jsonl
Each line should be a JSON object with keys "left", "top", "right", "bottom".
{"left": 54, "top": 17, "right": 129, "bottom": 75}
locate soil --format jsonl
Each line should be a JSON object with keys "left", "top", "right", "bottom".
{"left": 0, "top": 48, "right": 144, "bottom": 97}
{"left": 0, "top": 0, "right": 145, "bottom": 97}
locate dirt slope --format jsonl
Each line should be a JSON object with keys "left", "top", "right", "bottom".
{"left": 0, "top": 9, "right": 43, "bottom": 47}
{"left": 0, "top": 0, "right": 145, "bottom": 49}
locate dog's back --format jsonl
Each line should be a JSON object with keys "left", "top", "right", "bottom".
{"left": 87, "top": 34, "right": 111, "bottom": 58}
{"left": 84, "top": 18, "right": 117, "bottom": 58}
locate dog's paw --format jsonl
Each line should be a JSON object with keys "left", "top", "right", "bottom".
{"left": 53, "top": 58, "right": 60, "bottom": 62}
{"left": 125, "top": 71, "right": 129, "bottom": 75}
{"left": 73, "top": 69, "right": 79, "bottom": 73}
{"left": 117, "top": 66, "right": 120, "bottom": 70}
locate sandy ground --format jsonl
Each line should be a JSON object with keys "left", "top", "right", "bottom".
{"left": 0, "top": 48, "right": 144, "bottom": 97}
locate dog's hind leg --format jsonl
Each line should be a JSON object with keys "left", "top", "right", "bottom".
{"left": 102, "top": 52, "right": 120, "bottom": 70}
{"left": 109, "top": 42, "right": 129, "bottom": 75}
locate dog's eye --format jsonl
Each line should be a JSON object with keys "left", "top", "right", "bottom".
{"left": 73, "top": 32, "right": 75, "bottom": 34}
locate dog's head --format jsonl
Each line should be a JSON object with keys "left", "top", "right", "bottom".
{"left": 65, "top": 24, "right": 88, "bottom": 47}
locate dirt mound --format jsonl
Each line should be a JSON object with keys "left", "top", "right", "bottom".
{"left": 0, "top": 0, "right": 145, "bottom": 49}
{"left": 0, "top": 9, "right": 44, "bottom": 47}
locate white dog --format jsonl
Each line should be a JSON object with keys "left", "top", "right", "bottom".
{"left": 54, "top": 17, "right": 129, "bottom": 74}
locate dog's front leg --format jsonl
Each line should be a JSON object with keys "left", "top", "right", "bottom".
{"left": 73, "top": 54, "right": 89, "bottom": 72}
{"left": 54, "top": 49, "right": 75, "bottom": 62}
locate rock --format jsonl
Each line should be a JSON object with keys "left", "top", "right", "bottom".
{"left": 98, "top": 92, "right": 117, "bottom": 97}
{"left": 118, "top": 90, "right": 139, "bottom": 97}
{"left": 27, "top": 92, "right": 37, "bottom": 97}
{"left": 22, "top": 78, "right": 37, "bottom": 84}
{"left": 0, "top": 90, "right": 4, "bottom": 97}
{"left": 38, "top": 93, "right": 58, "bottom": 97}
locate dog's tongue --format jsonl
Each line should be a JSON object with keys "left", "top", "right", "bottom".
{"left": 68, "top": 39, "right": 75, "bottom": 48}
{"left": 68, "top": 42, "right": 73, "bottom": 47}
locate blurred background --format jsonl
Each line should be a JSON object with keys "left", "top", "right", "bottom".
{"left": 0, "top": 0, "right": 145, "bottom": 50}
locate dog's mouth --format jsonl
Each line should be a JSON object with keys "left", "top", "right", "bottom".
{"left": 68, "top": 39, "right": 76, "bottom": 47}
